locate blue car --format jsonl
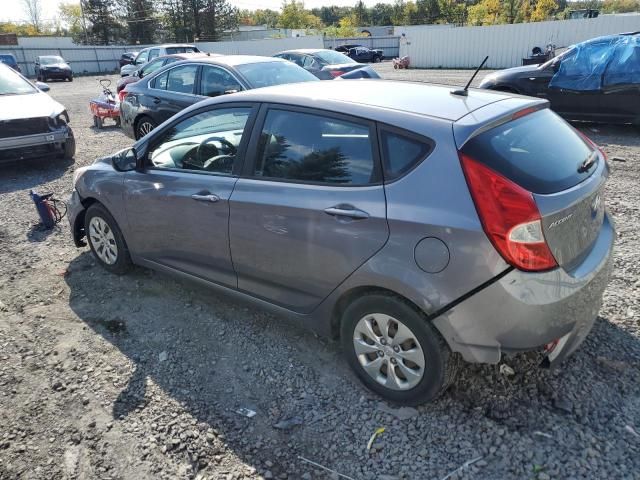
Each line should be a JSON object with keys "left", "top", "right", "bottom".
{"left": 0, "top": 54, "right": 21, "bottom": 73}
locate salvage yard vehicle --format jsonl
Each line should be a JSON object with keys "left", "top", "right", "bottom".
{"left": 480, "top": 32, "right": 640, "bottom": 125}
{"left": 69, "top": 80, "right": 614, "bottom": 405}
{"left": 336, "top": 45, "right": 384, "bottom": 63}
{"left": 120, "top": 44, "right": 201, "bottom": 77}
{"left": 116, "top": 52, "right": 214, "bottom": 96}
{"left": 274, "top": 48, "right": 376, "bottom": 79}
{"left": 35, "top": 55, "right": 73, "bottom": 82}
{"left": 119, "top": 55, "right": 318, "bottom": 139}
{"left": 0, "top": 63, "right": 75, "bottom": 163}
{"left": 0, "top": 53, "right": 21, "bottom": 73}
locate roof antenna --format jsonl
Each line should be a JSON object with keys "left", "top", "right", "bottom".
{"left": 451, "top": 56, "right": 489, "bottom": 97}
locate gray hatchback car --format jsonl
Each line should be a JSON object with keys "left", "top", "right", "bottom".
{"left": 69, "top": 80, "right": 614, "bottom": 405}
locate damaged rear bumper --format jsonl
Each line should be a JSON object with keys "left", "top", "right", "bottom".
{"left": 433, "top": 213, "right": 615, "bottom": 365}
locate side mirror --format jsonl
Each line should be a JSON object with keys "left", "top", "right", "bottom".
{"left": 35, "top": 81, "right": 50, "bottom": 92}
{"left": 112, "top": 147, "right": 137, "bottom": 172}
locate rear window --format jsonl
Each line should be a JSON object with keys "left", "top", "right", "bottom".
{"left": 166, "top": 46, "right": 199, "bottom": 54}
{"left": 461, "top": 108, "right": 596, "bottom": 194}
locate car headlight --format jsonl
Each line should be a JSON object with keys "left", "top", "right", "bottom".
{"left": 49, "top": 110, "right": 70, "bottom": 129}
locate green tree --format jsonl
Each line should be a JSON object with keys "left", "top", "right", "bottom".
{"left": 84, "top": 0, "right": 121, "bottom": 44}
{"left": 467, "top": 0, "right": 501, "bottom": 24}
{"left": 370, "top": 3, "right": 394, "bottom": 24}
{"left": 601, "top": 0, "right": 639, "bottom": 12}
{"left": 531, "top": 0, "right": 558, "bottom": 21}
{"left": 119, "top": 0, "right": 156, "bottom": 44}
{"left": 253, "top": 9, "right": 281, "bottom": 27}
{"left": 59, "top": 3, "right": 87, "bottom": 42}
{"left": 278, "top": 1, "right": 323, "bottom": 29}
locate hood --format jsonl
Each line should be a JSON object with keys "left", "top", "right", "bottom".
{"left": 0, "top": 91, "right": 65, "bottom": 121}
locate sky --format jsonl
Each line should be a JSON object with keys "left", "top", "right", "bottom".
{"left": 0, "top": 0, "right": 383, "bottom": 24}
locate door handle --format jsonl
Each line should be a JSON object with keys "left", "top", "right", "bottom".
{"left": 324, "top": 205, "right": 369, "bottom": 220}
{"left": 152, "top": 97, "right": 161, "bottom": 104}
{"left": 191, "top": 193, "right": 219, "bottom": 203}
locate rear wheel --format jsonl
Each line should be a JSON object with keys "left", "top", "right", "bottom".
{"left": 341, "top": 293, "right": 459, "bottom": 405}
{"left": 374, "top": 56, "right": 381, "bottom": 63}
{"left": 85, "top": 203, "right": 132, "bottom": 275}
{"left": 136, "top": 116, "right": 156, "bottom": 139}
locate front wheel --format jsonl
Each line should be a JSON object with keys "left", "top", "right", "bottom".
{"left": 374, "top": 56, "right": 381, "bottom": 63}
{"left": 341, "top": 293, "right": 459, "bottom": 405}
{"left": 62, "top": 127, "right": 75, "bottom": 160}
{"left": 85, "top": 203, "right": 132, "bottom": 275}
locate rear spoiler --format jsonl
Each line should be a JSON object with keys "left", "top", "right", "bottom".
{"left": 453, "top": 96, "right": 549, "bottom": 149}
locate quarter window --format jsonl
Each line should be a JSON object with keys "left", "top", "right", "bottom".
{"left": 147, "top": 107, "right": 252, "bottom": 175}
{"left": 380, "top": 130, "right": 432, "bottom": 180}
{"left": 254, "top": 109, "right": 377, "bottom": 185}
{"left": 135, "top": 50, "right": 149, "bottom": 65}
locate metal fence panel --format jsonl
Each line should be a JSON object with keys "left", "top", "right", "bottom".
{"left": 198, "top": 36, "right": 324, "bottom": 56}
{"left": 397, "top": 15, "right": 640, "bottom": 69}
{"left": 323, "top": 36, "right": 401, "bottom": 59}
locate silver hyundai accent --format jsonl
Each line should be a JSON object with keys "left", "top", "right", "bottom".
{"left": 68, "top": 80, "right": 614, "bottom": 405}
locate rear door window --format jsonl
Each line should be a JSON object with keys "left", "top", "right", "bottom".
{"left": 254, "top": 109, "right": 379, "bottom": 185}
{"left": 461, "top": 108, "right": 596, "bottom": 194}
{"left": 164, "top": 65, "right": 198, "bottom": 94}
{"left": 199, "top": 65, "right": 243, "bottom": 97}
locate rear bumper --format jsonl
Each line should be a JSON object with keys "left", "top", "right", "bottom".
{"left": 119, "top": 101, "right": 137, "bottom": 139}
{"left": 433, "top": 212, "right": 615, "bottom": 365}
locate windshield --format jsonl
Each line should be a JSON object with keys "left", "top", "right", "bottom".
{"left": 236, "top": 61, "right": 318, "bottom": 88}
{"left": 0, "top": 65, "right": 37, "bottom": 95}
{"left": 315, "top": 50, "right": 356, "bottom": 65}
{"left": 40, "top": 56, "right": 65, "bottom": 65}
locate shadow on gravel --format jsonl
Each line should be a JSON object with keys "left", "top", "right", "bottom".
{"left": 26, "top": 223, "right": 61, "bottom": 242}
{"left": 0, "top": 156, "right": 74, "bottom": 194}
{"left": 63, "top": 251, "right": 640, "bottom": 477}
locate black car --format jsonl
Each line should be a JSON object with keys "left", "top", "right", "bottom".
{"left": 0, "top": 54, "right": 21, "bottom": 73}
{"left": 274, "top": 49, "right": 377, "bottom": 79}
{"left": 479, "top": 33, "right": 640, "bottom": 125}
{"left": 35, "top": 56, "right": 73, "bottom": 82}
{"left": 119, "top": 52, "right": 138, "bottom": 68}
{"left": 336, "top": 45, "right": 384, "bottom": 63}
{"left": 120, "top": 55, "right": 318, "bottom": 139}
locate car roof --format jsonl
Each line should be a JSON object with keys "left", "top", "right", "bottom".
{"left": 162, "top": 52, "right": 217, "bottom": 60}
{"left": 216, "top": 79, "right": 530, "bottom": 122}
{"left": 277, "top": 49, "right": 328, "bottom": 55}
{"left": 171, "top": 55, "right": 287, "bottom": 67}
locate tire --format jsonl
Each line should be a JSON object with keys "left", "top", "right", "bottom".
{"left": 341, "top": 293, "right": 459, "bottom": 405}
{"left": 69, "top": 76, "right": 74, "bottom": 82}
{"left": 85, "top": 203, "right": 132, "bottom": 275}
{"left": 393, "top": 64, "right": 398, "bottom": 70}
{"left": 62, "top": 127, "right": 75, "bottom": 160}
{"left": 374, "top": 56, "right": 381, "bottom": 63}
{"left": 136, "top": 116, "right": 156, "bottom": 139}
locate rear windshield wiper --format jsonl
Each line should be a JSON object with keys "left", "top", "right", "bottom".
{"left": 578, "top": 151, "right": 598, "bottom": 173}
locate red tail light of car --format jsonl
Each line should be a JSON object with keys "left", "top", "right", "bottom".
{"left": 459, "top": 153, "right": 558, "bottom": 272}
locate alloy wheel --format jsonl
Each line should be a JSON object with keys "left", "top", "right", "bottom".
{"left": 138, "top": 121, "right": 154, "bottom": 138}
{"left": 89, "top": 216, "right": 118, "bottom": 265}
{"left": 353, "top": 313, "right": 425, "bottom": 391}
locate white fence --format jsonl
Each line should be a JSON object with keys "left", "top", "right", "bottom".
{"left": 398, "top": 15, "right": 640, "bottom": 69}
{"left": 323, "top": 36, "right": 400, "bottom": 58}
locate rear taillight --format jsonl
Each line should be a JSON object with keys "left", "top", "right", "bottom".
{"left": 329, "top": 70, "right": 344, "bottom": 78}
{"left": 459, "top": 153, "right": 557, "bottom": 272}
{"left": 118, "top": 89, "right": 127, "bottom": 103}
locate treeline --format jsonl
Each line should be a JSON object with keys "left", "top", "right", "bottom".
{"left": 2, "top": 0, "right": 638, "bottom": 45}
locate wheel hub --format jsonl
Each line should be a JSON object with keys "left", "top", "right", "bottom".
{"left": 353, "top": 313, "right": 426, "bottom": 391}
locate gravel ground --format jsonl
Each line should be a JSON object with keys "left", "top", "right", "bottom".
{"left": 1, "top": 70, "right": 639, "bottom": 480}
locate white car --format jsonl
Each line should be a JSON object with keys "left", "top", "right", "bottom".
{"left": 0, "top": 63, "right": 75, "bottom": 163}
{"left": 120, "top": 44, "right": 201, "bottom": 77}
